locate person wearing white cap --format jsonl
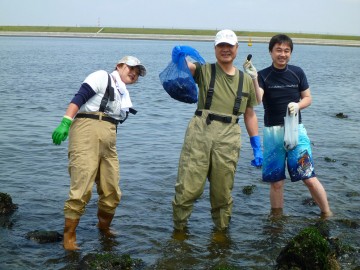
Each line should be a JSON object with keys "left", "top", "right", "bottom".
{"left": 171, "top": 29, "right": 262, "bottom": 235}
{"left": 51, "top": 55, "right": 146, "bottom": 250}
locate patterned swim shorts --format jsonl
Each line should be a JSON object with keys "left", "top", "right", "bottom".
{"left": 262, "top": 124, "right": 316, "bottom": 182}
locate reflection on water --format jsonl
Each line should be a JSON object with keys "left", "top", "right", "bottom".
{"left": 98, "top": 232, "right": 120, "bottom": 252}
{"left": 0, "top": 36, "right": 359, "bottom": 269}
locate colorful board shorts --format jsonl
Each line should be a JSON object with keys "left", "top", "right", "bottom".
{"left": 262, "top": 124, "right": 316, "bottom": 182}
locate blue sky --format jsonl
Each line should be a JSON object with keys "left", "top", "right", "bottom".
{"left": 1, "top": 0, "right": 359, "bottom": 36}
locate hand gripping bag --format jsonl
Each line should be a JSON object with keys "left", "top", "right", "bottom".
{"left": 283, "top": 108, "right": 299, "bottom": 150}
{"left": 159, "top": 46, "right": 205, "bottom": 104}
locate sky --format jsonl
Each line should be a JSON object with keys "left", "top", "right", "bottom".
{"left": 0, "top": 0, "right": 359, "bottom": 36}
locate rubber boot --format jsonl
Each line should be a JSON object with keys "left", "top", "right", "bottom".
{"left": 97, "top": 209, "right": 115, "bottom": 237}
{"left": 172, "top": 228, "right": 189, "bottom": 241}
{"left": 63, "top": 218, "right": 80, "bottom": 250}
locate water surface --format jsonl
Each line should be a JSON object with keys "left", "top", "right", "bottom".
{"left": 0, "top": 36, "right": 359, "bottom": 269}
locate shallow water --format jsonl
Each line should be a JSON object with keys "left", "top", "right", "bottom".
{"left": 0, "top": 36, "right": 359, "bottom": 269}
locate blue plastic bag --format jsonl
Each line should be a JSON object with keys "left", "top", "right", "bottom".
{"left": 159, "top": 46, "right": 205, "bottom": 104}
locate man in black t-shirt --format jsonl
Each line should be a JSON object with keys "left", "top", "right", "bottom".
{"left": 243, "top": 34, "right": 332, "bottom": 218}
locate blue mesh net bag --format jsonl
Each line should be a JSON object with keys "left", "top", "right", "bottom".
{"left": 159, "top": 46, "right": 205, "bottom": 104}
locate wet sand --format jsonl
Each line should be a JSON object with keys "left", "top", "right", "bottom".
{"left": 1, "top": 31, "right": 359, "bottom": 47}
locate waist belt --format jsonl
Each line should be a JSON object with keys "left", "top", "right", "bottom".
{"left": 76, "top": 113, "right": 119, "bottom": 125}
{"left": 195, "top": 110, "right": 239, "bottom": 125}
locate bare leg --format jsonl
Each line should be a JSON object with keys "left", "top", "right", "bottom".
{"left": 303, "top": 177, "right": 332, "bottom": 217}
{"left": 268, "top": 180, "right": 285, "bottom": 219}
{"left": 270, "top": 180, "right": 285, "bottom": 209}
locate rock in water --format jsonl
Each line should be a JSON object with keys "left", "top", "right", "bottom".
{"left": 0, "top": 192, "right": 18, "bottom": 215}
{"left": 25, "top": 230, "right": 63, "bottom": 243}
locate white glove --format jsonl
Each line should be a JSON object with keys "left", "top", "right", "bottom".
{"left": 288, "top": 102, "right": 299, "bottom": 115}
{"left": 243, "top": 60, "right": 258, "bottom": 79}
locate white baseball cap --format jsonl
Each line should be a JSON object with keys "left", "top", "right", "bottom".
{"left": 214, "top": 29, "right": 238, "bottom": 46}
{"left": 117, "top": 56, "right": 147, "bottom": 76}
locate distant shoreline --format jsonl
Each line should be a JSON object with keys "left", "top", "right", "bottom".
{"left": 1, "top": 31, "right": 360, "bottom": 47}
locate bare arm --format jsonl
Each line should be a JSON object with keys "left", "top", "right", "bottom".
{"left": 254, "top": 82, "right": 264, "bottom": 105}
{"left": 187, "top": 61, "right": 196, "bottom": 76}
{"left": 298, "top": 88, "right": 312, "bottom": 110}
{"left": 243, "top": 60, "right": 263, "bottom": 104}
{"left": 64, "top": 103, "right": 80, "bottom": 119}
{"left": 243, "top": 106, "right": 259, "bottom": 137}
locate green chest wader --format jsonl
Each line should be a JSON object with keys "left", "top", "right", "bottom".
{"left": 195, "top": 63, "right": 248, "bottom": 124}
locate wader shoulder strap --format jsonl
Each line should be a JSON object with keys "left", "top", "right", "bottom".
{"left": 233, "top": 70, "right": 246, "bottom": 115}
{"left": 204, "top": 63, "right": 216, "bottom": 110}
{"left": 99, "top": 74, "right": 115, "bottom": 112}
{"left": 205, "top": 65, "right": 247, "bottom": 116}
{"left": 119, "top": 108, "right": 138, "bottom": 124}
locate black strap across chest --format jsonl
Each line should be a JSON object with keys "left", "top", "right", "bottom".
{"left": 99, "top": 74, "right": 114, "bottom": 112}
{"left": 204, "top": 63, "right": 247, "bottom": 115}
{"left": 98, "top": 74, "right": 137, "bottom": 124}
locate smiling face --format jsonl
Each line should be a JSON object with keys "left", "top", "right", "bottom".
{"left": 215, "top": 43, "right": 238, "bottom": 64}
{"left": 117, "top": 64, "right": 140, "bottom": 84}
{"left": 270, "top": 42, "right": 292, "bottom": 69}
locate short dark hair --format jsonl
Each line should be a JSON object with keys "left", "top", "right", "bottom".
{"left": 269, "top": 34, "right": 293, "bottom": 52}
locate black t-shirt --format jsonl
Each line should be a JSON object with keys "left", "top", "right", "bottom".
{"left": 258, "top": 64, "right": 309, "bottom": 127}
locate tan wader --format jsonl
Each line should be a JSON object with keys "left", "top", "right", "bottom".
{"left": 172, "top": 110, "right": 241, "bottom": 230}
{"left": 64, "top": 116, "right": 121, "bottom": 219}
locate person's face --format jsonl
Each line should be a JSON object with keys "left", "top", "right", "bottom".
{"left": 270, "top": 43, "right": 292, "bottom": 69}
{"left": 215, "top": 43, "right": 238, "bottom": 64}
{"left": 118, "top": 64, "right": 140, "bottom": 84}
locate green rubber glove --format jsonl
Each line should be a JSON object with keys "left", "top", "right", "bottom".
{"left": 52, "top": 117, "right": 72, "bottom": 145}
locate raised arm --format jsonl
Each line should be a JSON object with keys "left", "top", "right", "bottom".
{"left": 172, "top": 45, "right": 203, "bottom": 77}
{"left": 253, "top": 79, "right": 264, "bottom": 105}
{"left": 187, "top": 61, "right": 196, "bottom": 76}
{"left": 243, "top": 60, "right": 263, "bottom": 104}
